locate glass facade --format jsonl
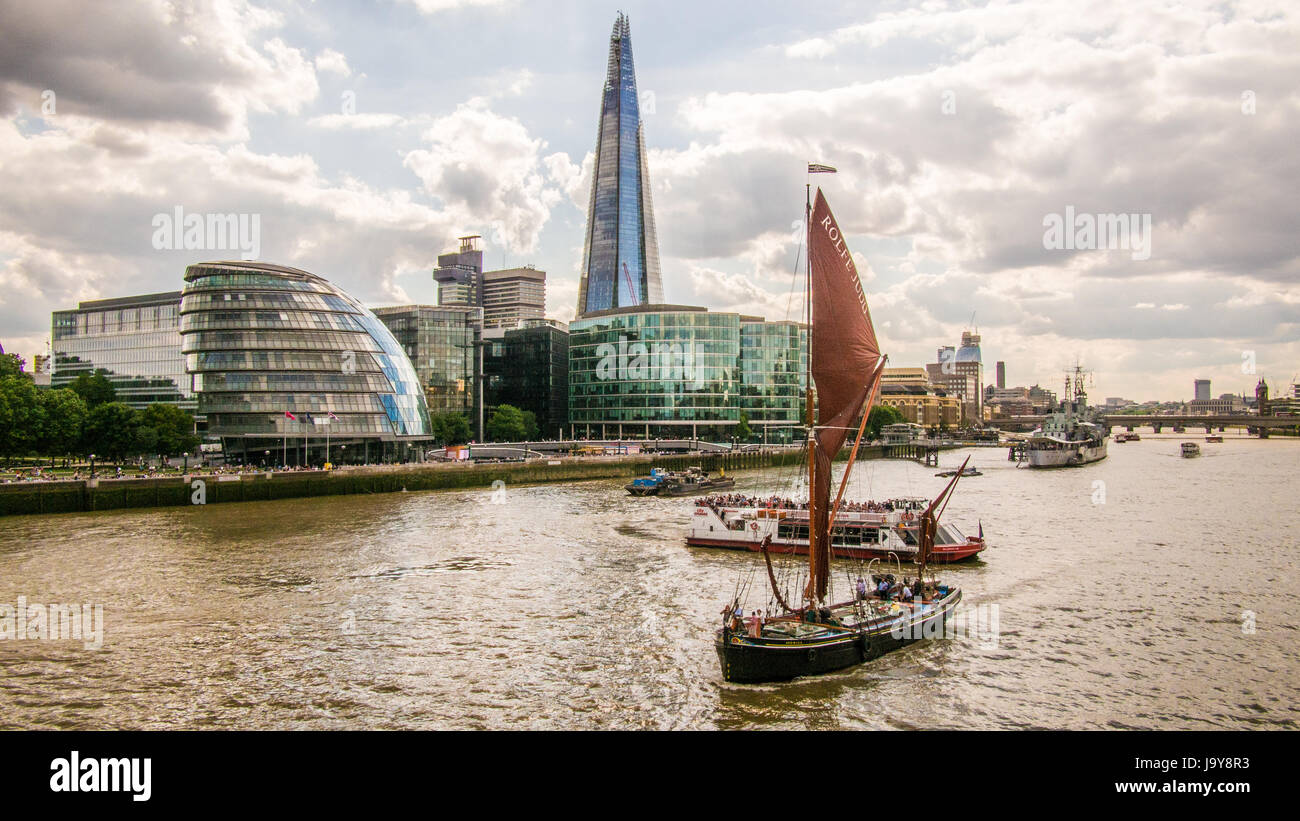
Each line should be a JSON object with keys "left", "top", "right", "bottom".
{"left": 575, "top": 13, "right": 664, "bottom": 318}
{"left": 372, "top": 305, "right": 480, "bottom": 418}
{"left": 51, "top": 292, "right": 194, "bottom": 411}
{"left": 483, "top": 321, "right": 569, "bottom": 437}
{"left": 569, "top": 306, "right": 803, "bottom": 441}
{"left": 180, "top": 261, "right": 433, "bottom": 465}
{"left": 739, "top": 319, "right": 807, "bottom": 431}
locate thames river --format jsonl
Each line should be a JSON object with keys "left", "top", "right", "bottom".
{"left": 1, "top": 434, "right": 1297, "bottom": 730}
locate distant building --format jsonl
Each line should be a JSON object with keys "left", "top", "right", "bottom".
{"left": 996, "top": 361, "right": 1005, "bottom": 389}
{"left": 482, "top": 266, "right": 546, "bottom": 329}
{"left": 52, "top": 291, "right": 194, "bottom": 411}
{"left": 433, "top": 235, "right": 483, "bottom": 307}
{"left": 575, "top": 13, "right": 665, "bottom": 318}
{"left": 879, "top": 383, "right": 961, "bottom": 429}
{"left": 1194, "top": 379, "right": 1211, "bottom": 401}
{"left": 483, "top": 319, "right": 569, "bottom": 438}
{"left": 926, "top": 331, "right": 983, "bottom": 421}
{"left": 372, "top": 305, "right": 481, "bottom": 420}
{"left": 32, "top": 353, "right": 52, "bottom": 387}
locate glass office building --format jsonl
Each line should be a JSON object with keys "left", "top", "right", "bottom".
{"left": 575, "top": 12, "right": 664, "bottom": 318}
{"left": 372, "top": 305, "right": 480, "bottom": 418}
{"left": 180, "top": 261, "right": 433, "bottom": 465}
{"left": 739, "top": 319, "right": 807, "bottom": 441}
{"left": 569, "top": 306, "right": 805, "bottom": 441}
{"left": 483, "top": 320, "right": 569, "bottom": 438}
{"left": 51, "top": 291, "right": 194, "bottom": 411}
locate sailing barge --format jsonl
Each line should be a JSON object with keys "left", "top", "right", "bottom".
{"left": 715, "top": 180, "right": 966, "bottom": 683}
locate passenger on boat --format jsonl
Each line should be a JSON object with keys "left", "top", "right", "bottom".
{"left": 901, "top": 583, "right": 913, "bottom": 603}
{"left": 747, "top": 610, "right": 763, "bottom": 638}
{"left": 877, "top": 579, "right": 892, "bottom": 600}
{"left": 856, "top": 577, "right": 867, "bottom": 600}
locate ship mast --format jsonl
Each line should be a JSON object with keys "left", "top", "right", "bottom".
{"left": 804, "top": 180, "right": 818, "bottom": 608}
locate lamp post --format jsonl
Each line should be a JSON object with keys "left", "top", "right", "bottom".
{"left": 89, "top": 453, "right": 95, "bottom": 478}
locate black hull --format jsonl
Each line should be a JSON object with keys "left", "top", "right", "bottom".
{"left": 659, "top": 478, "right": 735, "bottom": 497}
{"left": 716, "top": 591, "right": 960, "bottom": 683}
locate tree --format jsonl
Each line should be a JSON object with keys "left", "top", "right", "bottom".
{"left": 735, "top": 410, "right": 753, "bottom": 442}
{"left": 0, "top": 352, "right": 28, "bottom": 379}
{"left": 431, "top": 412, "right": 472, "bottom": 445}
{"left": 69, "top": 370, "right": 117, "bottom": 408}
{"left": 82, "top": 402, "right": 140, "bottom": 463}
{"left": 486, "top": 404, "right": 529, "bottom": 442}
{"left": 520, "top": 409, "right": 540, "bottom": 441}
{"left": 37, "top": 388, "right": 88, "bottom": 458}
{"left": 866, "top": 404, "right": 905, "bottom": 440}
{"left": 0, "top": 374, "right": 42, "bottom": 459}
{"left": 140, "top": 403, "right": 199, "bottom": 457}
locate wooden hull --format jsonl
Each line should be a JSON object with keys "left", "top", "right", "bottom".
{"left": 686, "top": 535, "right": 985, "bottom": 563}
{"left": 716, "top": 591, "right": 961, "bottom": 683}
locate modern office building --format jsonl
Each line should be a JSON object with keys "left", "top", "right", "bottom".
{"left": 51, "top": 291, "right": 194, "bottom": 411}
{"left": 738, "top": 318, "right": 806, "bottom": 438}
{"left": 569, "top": 305, "right": 804, "bottom": 442}
{"left": 372, "top": 305, "right": 480, "bottom": 419}
{"left": 483, "top": 319, "right": 570, "bottom": 437}
{"left": 180, "top": 261, "right": 433, "bottom": 465}
{"left": 482, "top": 266, "right": 546, "bottom": 328}
{"left": 433, "top": 235, "right": 483, "bottom": 307}
{"left": 1194, "top": 379, "right": 1211, "bottom": 401}
{"left": 926, "top": 331, "right": 984, "bottom": 422}
{"left": 575, "top": 12, "right": 665, "bottom": 318}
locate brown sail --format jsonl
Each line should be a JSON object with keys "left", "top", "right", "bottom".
{"left": 805, "top": 188, "right": 883, "bottom": 601}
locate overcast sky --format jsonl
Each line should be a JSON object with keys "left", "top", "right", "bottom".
{"left": 1, "top": 0, "right": 1297, "bottom": 400}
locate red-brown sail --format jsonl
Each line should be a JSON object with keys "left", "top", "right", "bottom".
{"left": 805, "top": 188, "right": 883, "bottom": 601}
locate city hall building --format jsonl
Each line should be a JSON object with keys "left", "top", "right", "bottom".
{"left": 179, "top": 261, "right": 433, "bottom": 466}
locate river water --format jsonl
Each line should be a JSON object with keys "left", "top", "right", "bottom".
{"left": 1, "top": 434, "right": 1297, "bottom": 730}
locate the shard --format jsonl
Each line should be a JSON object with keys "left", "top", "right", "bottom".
{"left": 575, "top": 13, "right": 664, "bottom": 318}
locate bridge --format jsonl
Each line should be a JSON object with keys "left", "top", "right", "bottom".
{"left": 996, "top": 414, "right": 1299, "bottom": 436}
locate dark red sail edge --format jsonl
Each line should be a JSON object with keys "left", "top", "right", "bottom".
{"left": 808, "top": 188, "right": 883, "bottom": 600}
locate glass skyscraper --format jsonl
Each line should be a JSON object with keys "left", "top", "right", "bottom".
{"left": 575, "top": 12, "right": 664, "bottom": 318}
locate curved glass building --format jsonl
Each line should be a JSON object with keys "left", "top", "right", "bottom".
{"left": 569, "top": 305, "right": 805, "bottom": 442}
{"left": 180, "top": 261, "right": 432, "bottom": 465}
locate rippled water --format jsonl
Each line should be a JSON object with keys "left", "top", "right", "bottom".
{"left": 1, "top": 434, "right": 1297, "bottom": 729}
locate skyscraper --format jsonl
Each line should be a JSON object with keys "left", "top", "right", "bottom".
{"left": 575, "top": 13, "right": 664, "bottom": 318}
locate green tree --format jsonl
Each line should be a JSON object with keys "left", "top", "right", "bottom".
{"left": 69, "top": 370, "right": 117, "bottom": 408}
{"left": 735, "top": 410, "right": 753, "bottom": 442}
{"left": 520, "top": 409, "right": 540, "bottom": 441}
{"left": 431, "top": 412, "right": 472, "bottom": 445}
{"left": 140, "top": 403, "right": 199, "bottom": 457}
{"left": 486, "top": 404, "right": 528, "bottom": 442}
{"left": 82, "top": 402, "right": 140, "bottom": 463}
{"left": 866, "top": 404, "right": 905, "bottom": 440}
{"left": 0, "top": 352, "right": 28, "bottom": 379}
{"left": 0, "top": 374, "right": 42, "bottom": 459}
{"left": 37, "top": 388, "right": 88, "bottom": 458}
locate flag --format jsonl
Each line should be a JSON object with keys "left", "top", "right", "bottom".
{"left": 284, "top": 411, "right": 297, "bottom": 421}
{"left": 302, "top": 413, "right": 314, "bottom": 424}
{"left": 808, "top": 163, "right": 837, "bottom": 174}
{"left": 328, "top": 411, "right": 338, "bottom": 420}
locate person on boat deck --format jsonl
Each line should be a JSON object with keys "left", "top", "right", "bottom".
{"left": 856, "top": 577, "right": 867, "bottom": 600}
{"left": 877, "top": 578, "right": 892, "bottom": 600}
{"left": 901, "top": 583, "right": 913, "bottom": 603}
{"left": 747, "top": 610, "right": 762, "bottom": 637}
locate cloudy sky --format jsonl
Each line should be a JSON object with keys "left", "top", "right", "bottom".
{"left": 1, "top": 0, "right": 1297, "bottom": 400}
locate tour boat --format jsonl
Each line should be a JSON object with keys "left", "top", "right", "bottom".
{"left": 688, "top": 497, "right": 985, "bottom": 563}
{"left": 1205, "top": 434, "right": 1223, "bottom": 443}
{"left": 1181, "top": 442, "right": 1201, "bottom": 458}
{"left": 713, "top": 179, "right": 965, "bottom": 683}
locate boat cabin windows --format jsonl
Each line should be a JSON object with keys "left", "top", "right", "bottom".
{"left": 777, "top": 522, "right": 810, "bottom": 541}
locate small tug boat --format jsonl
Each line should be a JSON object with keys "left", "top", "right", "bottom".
{"left": 1205, "top": 434, "right": 1223, "bottom": 443}
{"left": 626, "top": 466, "right": 734, "bottom": 497}
{"left": 1181, "top": 442, "right": 1201, "bottom": 458}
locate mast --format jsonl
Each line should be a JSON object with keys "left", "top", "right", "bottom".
{"left": 804, "top": 180, "right": 818, "bottom": 607}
